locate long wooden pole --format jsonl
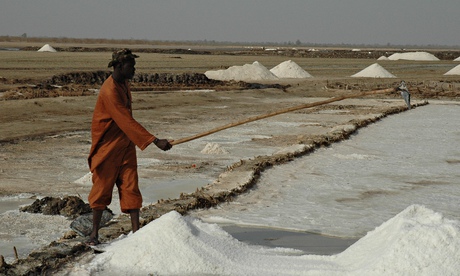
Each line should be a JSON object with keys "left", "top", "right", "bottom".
{"left": 171, "top": 87, "right": 397, "bottom": 145}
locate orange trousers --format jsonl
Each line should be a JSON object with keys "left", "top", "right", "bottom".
{"left": 88, "top": 147, "right": 142, "bottom": 213}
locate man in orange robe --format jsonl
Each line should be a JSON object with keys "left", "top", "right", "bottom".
{"left": 87, "top": 49, "right": 172, "bottom": 245}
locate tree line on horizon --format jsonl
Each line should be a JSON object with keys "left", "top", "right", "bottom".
{"left": 0, "top": 35, "right": 457, "bottom": 49}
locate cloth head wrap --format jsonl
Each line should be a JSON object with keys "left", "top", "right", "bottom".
{"left": 108, "top": 48, "right": 139, "bottom": 68}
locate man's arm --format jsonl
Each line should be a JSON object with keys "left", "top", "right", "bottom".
{"left": 101, "top": 85, "right": 172, "bottom": 151}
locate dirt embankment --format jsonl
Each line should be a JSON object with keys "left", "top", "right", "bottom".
{"left": 0, "top": 70, "right": 289, "bottom": 102}
{"left": 2, "top": 68, "right": 459, "bottom": 102}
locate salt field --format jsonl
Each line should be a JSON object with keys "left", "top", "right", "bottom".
{"left": 72, "top": 101, "right": 460, "bottom": 275}
{"left": 2, "top": 101, "right": 460, "bottom": 275}
{"left": 192, "top": 102, "right": 460, "bottom": 238}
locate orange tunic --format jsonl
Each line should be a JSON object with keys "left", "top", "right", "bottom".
{"left": 87, "top": 76, "right": 155, "bottom": 212}
{"left": 88, "top": 76, "right": 155, "bottom": 172}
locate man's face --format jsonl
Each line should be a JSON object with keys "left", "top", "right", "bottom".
{"left": 120, "top": 59, "right": 136, "bottom": 80}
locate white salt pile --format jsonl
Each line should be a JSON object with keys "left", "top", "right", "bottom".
{"left": 37, "top": 44, "right": 57, "bottom": 52}
{"left": 334, "top": 205, "right": 460, "bottom": 275}
{"left": 73, "top": 172, "right": 92, "bottom": 186}
{"left": 205, "top": 61, "right": 278, "bottom": 82}
{"left": 444, "top": 64, "right": 460, "bottom": 75}
{"left": 454, "top": 56, "right": 460, "bottom": 61}
{"left": 387, "top": 52, "right": 439, "bottom": 61}
{"left": 270, "top": 60, "right": 312, "bottom": 78}
{"left": 201, "top": 142, "right": 229, "bottom": 154}
{"left": 77, "top": 205, "right": 460, "bottom": 275}
{"left": 377, "top": 56, "right": 389, "bottom": 61}
{"left": 351, "top": 63, "right": 396, "bottom": 78}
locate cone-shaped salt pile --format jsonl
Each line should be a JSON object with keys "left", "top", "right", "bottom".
{"left": 270, "top": 60, "right": 312, "bottom": 78}
{"left": 453, "top": 57, "right": 460, "bottom": 61}
{"left": 351, "top": 63, "right": 396, "bottom": 78}
{"left": 388, "top": 52, "right": 439, "bottom": 61}
{"left": 205, "top": 61, "right": 278, "bottom": 82}
{"left": 37, "top": 44, "right": 57, "bottom": 52}
{"left": 377, "top": 56, "right": 389, "bottom": 61}
{"left": 444, "top": 64, "right": 460, "bottom": 75}
{"left": 200, "top": 143, "right": 229, "bottom": 154}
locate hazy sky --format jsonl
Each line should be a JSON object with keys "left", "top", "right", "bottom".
{"left": 1, "top": 0, "right": 459, "bottom": 46}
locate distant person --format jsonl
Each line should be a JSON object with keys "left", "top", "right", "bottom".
{"left": 86, "top": 49, "right": 172, "bottom": 245}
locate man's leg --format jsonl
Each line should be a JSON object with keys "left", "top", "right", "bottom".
{"left": 129, "top": 209, "right": 140, "bottom": 233}
{"left": 117, "top": 160, "right": 142, "bottom": 233}
{"left": 88, "top": 209, "right": 103, "bottom": 244}
{"left": 88, "top": 163, "right": 119, "bottom": 245}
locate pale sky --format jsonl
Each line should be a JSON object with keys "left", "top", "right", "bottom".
{"left": 1, "top": 0, "right": 459, "bottom": 46}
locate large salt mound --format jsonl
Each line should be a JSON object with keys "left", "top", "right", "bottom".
{"left": 377, "top": 56, "right": 389, "bottom": 61}
{"left": 37, "top": 44, "right": 57, "bottom": 52}
{"left": 351, "top": 63, "right": 396, "bottom": 78}
{"left": 454, "top": 56, "right": 460, "bottom": 61}
{"left": 336, "top": 205, "right": 460, "bottom": 275}
{"left": 205, "top": 61, "right": 278, "bottom": 81}
{"left": 444, "top": 64, "right": 460, "bottom": 75}
{"left": 270, "top": 60, "right": 312, "bottom": 78}
{"left": 388, "top": 52, "right": 439, "bottom": 61}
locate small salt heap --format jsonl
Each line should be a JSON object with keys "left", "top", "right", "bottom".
{"left": 270, "top": 60, "right": 312, "bottom": 78}
{"left": 200, "top": 143, "right": 229, "bottom": 154}
{"left": 351, "top": 63, "right": 396, "bottom": 78}
{"left": 74, "top": 172, "right": 93, "bottom": 186}
{"left": 205, "top": 61, "right": 278, "bottom": 82}
{"left": 444, "top": 64, "right": 460, "bottom": 75}
{"left": 37, "top": 44, "right": 57, "bottom": 52}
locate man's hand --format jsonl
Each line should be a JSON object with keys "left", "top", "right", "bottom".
{"left": 154, "top": 138, "right": 173, "bottom": 151}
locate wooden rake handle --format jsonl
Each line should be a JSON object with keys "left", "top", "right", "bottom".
{"left": 170, "top": 87, "right": 398, "bottom": 146}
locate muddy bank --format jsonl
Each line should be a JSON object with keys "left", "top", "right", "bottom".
{"left": 1, "top": 71, "right": 289, "bottom": 101}
{"left": 19, "top": 196, "right": 91, "bottom": 219}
